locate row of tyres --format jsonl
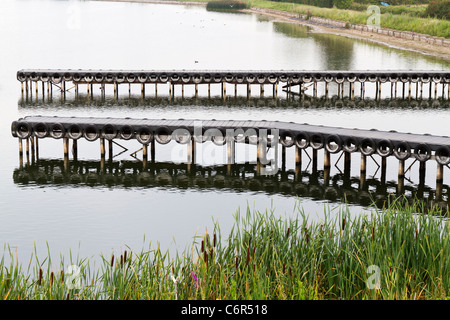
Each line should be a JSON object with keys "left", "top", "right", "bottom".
{"left": 16, "top": 70, "right": 450, "bottom": 84}
{"left": 11, "top": 120, "right": 450, "bottom": 165}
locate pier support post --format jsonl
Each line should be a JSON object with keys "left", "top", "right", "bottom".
{"left": 30, "top": 136, "right": 35, "bottom": 163}
{"left": 100, "top": 138, "right": 105, "bottom": 159}
{"left": 64, "top": 137, "right": 70, "bottom": 172}
{"left": 381, "top": 156, "right": 387, "bottom": 184}
{"left": 419, "top": 161, "right": 426, "bottom": 186}
{"left": 360, "top": 154, "right": 366, "bottom": 190}
{"left": 324, "top": 149, "right": 330, "bottom": 169}
{"left": 256, "top": 140, "right": 261, "bottom": 176}
{"left": 344, "top": 151, "right": 351, "bottom": 178}
{"left": 114, "top": 82, "right": 118, "bottom": 100}
{"left": 312, "top": 149, "right": 317, "bottom": 173}
{"left": 64, "top": 137, "right": 69, "bottom": 157}
{"left": 25, "top": 138, "right": 30, "bottom": 165}
{"left": 437, "top": 163, "right": 444, "bottom": 183}
{"left": 295, "top": 146, "right": 301, "bottom": 180}
{"left": 143, "top": 143, "right": 148, "bottom": 169}
{"left": 151, "top": 136, "right": 155, "bottom": 162}
{"left": 72, "top": 139, "right": 78, "bottom": 161}
{"left": 281, "top": 145, "right": 286, "bottom": 172}
{"left": 397, "top": 159, "right": 405, "bottom": 194}
{"left": 18, "top": 139, "right": 23, "bottom": 168}
{"left": 227, "top": 139, "right": 234, "bottom": 175}
{"left": 141, "top": 83, "right": 145, "bottom": 99}
{"left": 35, "top": 137, "right": 39, "bottom": 162}
{"left": 187, "top": 137, "right": 195, "bottom": 173}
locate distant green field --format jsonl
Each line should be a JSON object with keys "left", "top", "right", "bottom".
{"left": 246, "top": 0, "right": 449, "bottom": 38}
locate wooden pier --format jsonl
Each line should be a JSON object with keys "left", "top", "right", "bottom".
{"left": 11, "top": 116, "right": 450, "bottom": 196}
{"left": 17, "top": 69, "right": 450, "bottom": 100}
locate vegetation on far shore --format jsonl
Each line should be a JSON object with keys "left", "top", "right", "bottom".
{"left": 1, "top": 198, "right": 448, "bottom": 300}
{"left": 202, "top": 0, "right": 449, "bottom": 38}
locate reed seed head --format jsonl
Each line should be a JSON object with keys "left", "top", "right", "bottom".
{"left": 111, "top": 254, "right": 114, "bottom": 267}
{"left": 38, "top": 268, "right": 42, "bottom": 286}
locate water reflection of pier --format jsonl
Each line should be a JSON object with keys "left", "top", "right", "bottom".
{"left": 18, "top": 92, "right": 450, "bottom": 110}
{"left": 13, "top": 159, "right": 449, "bottom": 212}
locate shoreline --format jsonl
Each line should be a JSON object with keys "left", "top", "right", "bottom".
{"left": 92, "top": 0, "right": 450, "bottom": 62}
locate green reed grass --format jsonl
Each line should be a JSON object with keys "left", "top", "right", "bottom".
{"left": 1, "top": 198, "right": 448, "bottom": 300}
{"left": 246, "top": 0, "right": 449, "bottom": 38}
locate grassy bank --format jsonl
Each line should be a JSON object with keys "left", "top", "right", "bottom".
{"left": 1, "top": 198, "right": 448, "bottom": 300}
{"left": 246, "top": 0, "right": 450, "bottom": 38}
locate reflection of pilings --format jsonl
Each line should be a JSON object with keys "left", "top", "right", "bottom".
{"left": 13, "top": 159, "right": 450, "bottom": 212}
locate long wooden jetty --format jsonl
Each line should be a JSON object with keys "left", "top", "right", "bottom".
{"left": 17, "top": 69, "right": 450, "bottom": 100}
{"left": 11, "top": 116, "right": 450, "bottom": 194}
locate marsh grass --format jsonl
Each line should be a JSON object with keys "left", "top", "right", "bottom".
{"left": 206, "top": 0, "right": 249, "bottom": 10}
{"left": 247, "top": 0, "right": 450, "bottom": 37}
{"left": 1, "top": 198, "right": 448, "bottom": 300}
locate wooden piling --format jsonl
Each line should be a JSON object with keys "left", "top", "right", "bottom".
{"left": 408, "top": 81, "right": 412, "bottom": 99}
{"left": 64, "top": 137, "right": 69, "bottom": 157}
{"left": 360, "top": 154, "right": 366, "bottom": 190}
{"left": 381, "top": 156, "right": 386, "bottom": 184}
{"left": 324, "top": 149, "right": 330, "bottom": 168}
{"left": 143, "top": 143, "right": 148, "bottom": 169}
{"left": 295, "top": 146, "right": 301, "bottom": 180}
{"left": 344, "top": 151, "right": 351, "bottom": 177}
{"left": 100, "top": 138, "right": 105, "bottom": 158}
{"left": 30, "top": 136, "right": 35, "bottom": 163}
{"left": 282, "top": 145, "right": 286, "bottom": 172}
{"left": 151, "top": 136, "right": 155, "bottom": 162}
{"left": 72, "top": 139, "right": 78, "bottom": 161}
{"left": 312, "top": 149, "right": 317, "bottom": 173}
{"left": 227, "top": 139, "right": 234, "bottom": 175}
{"left": 35, "top": 137, "right": 39, "bottom": 161}
{"left": 419, "top": 161, "right": 426, "bottom": 186}
{"left": 18, "top": 139, "right": 23, "bottom": 168}
{"left": 437, "top": 162, "right": 444, "bottom": 182}
{"left": 18, "top": 138, "right": 23, "bottom": 156}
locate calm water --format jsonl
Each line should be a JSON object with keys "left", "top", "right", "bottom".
{"left": 0, "top": 0, "right": 449, "bottom": 265}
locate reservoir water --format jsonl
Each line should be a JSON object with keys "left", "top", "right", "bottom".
{"left": 0, "top": 0, "right": 448, "bottom": 265}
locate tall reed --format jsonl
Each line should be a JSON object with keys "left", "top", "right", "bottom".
{"left": 1, "top": 198, "right": 448, "bottom": 300}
